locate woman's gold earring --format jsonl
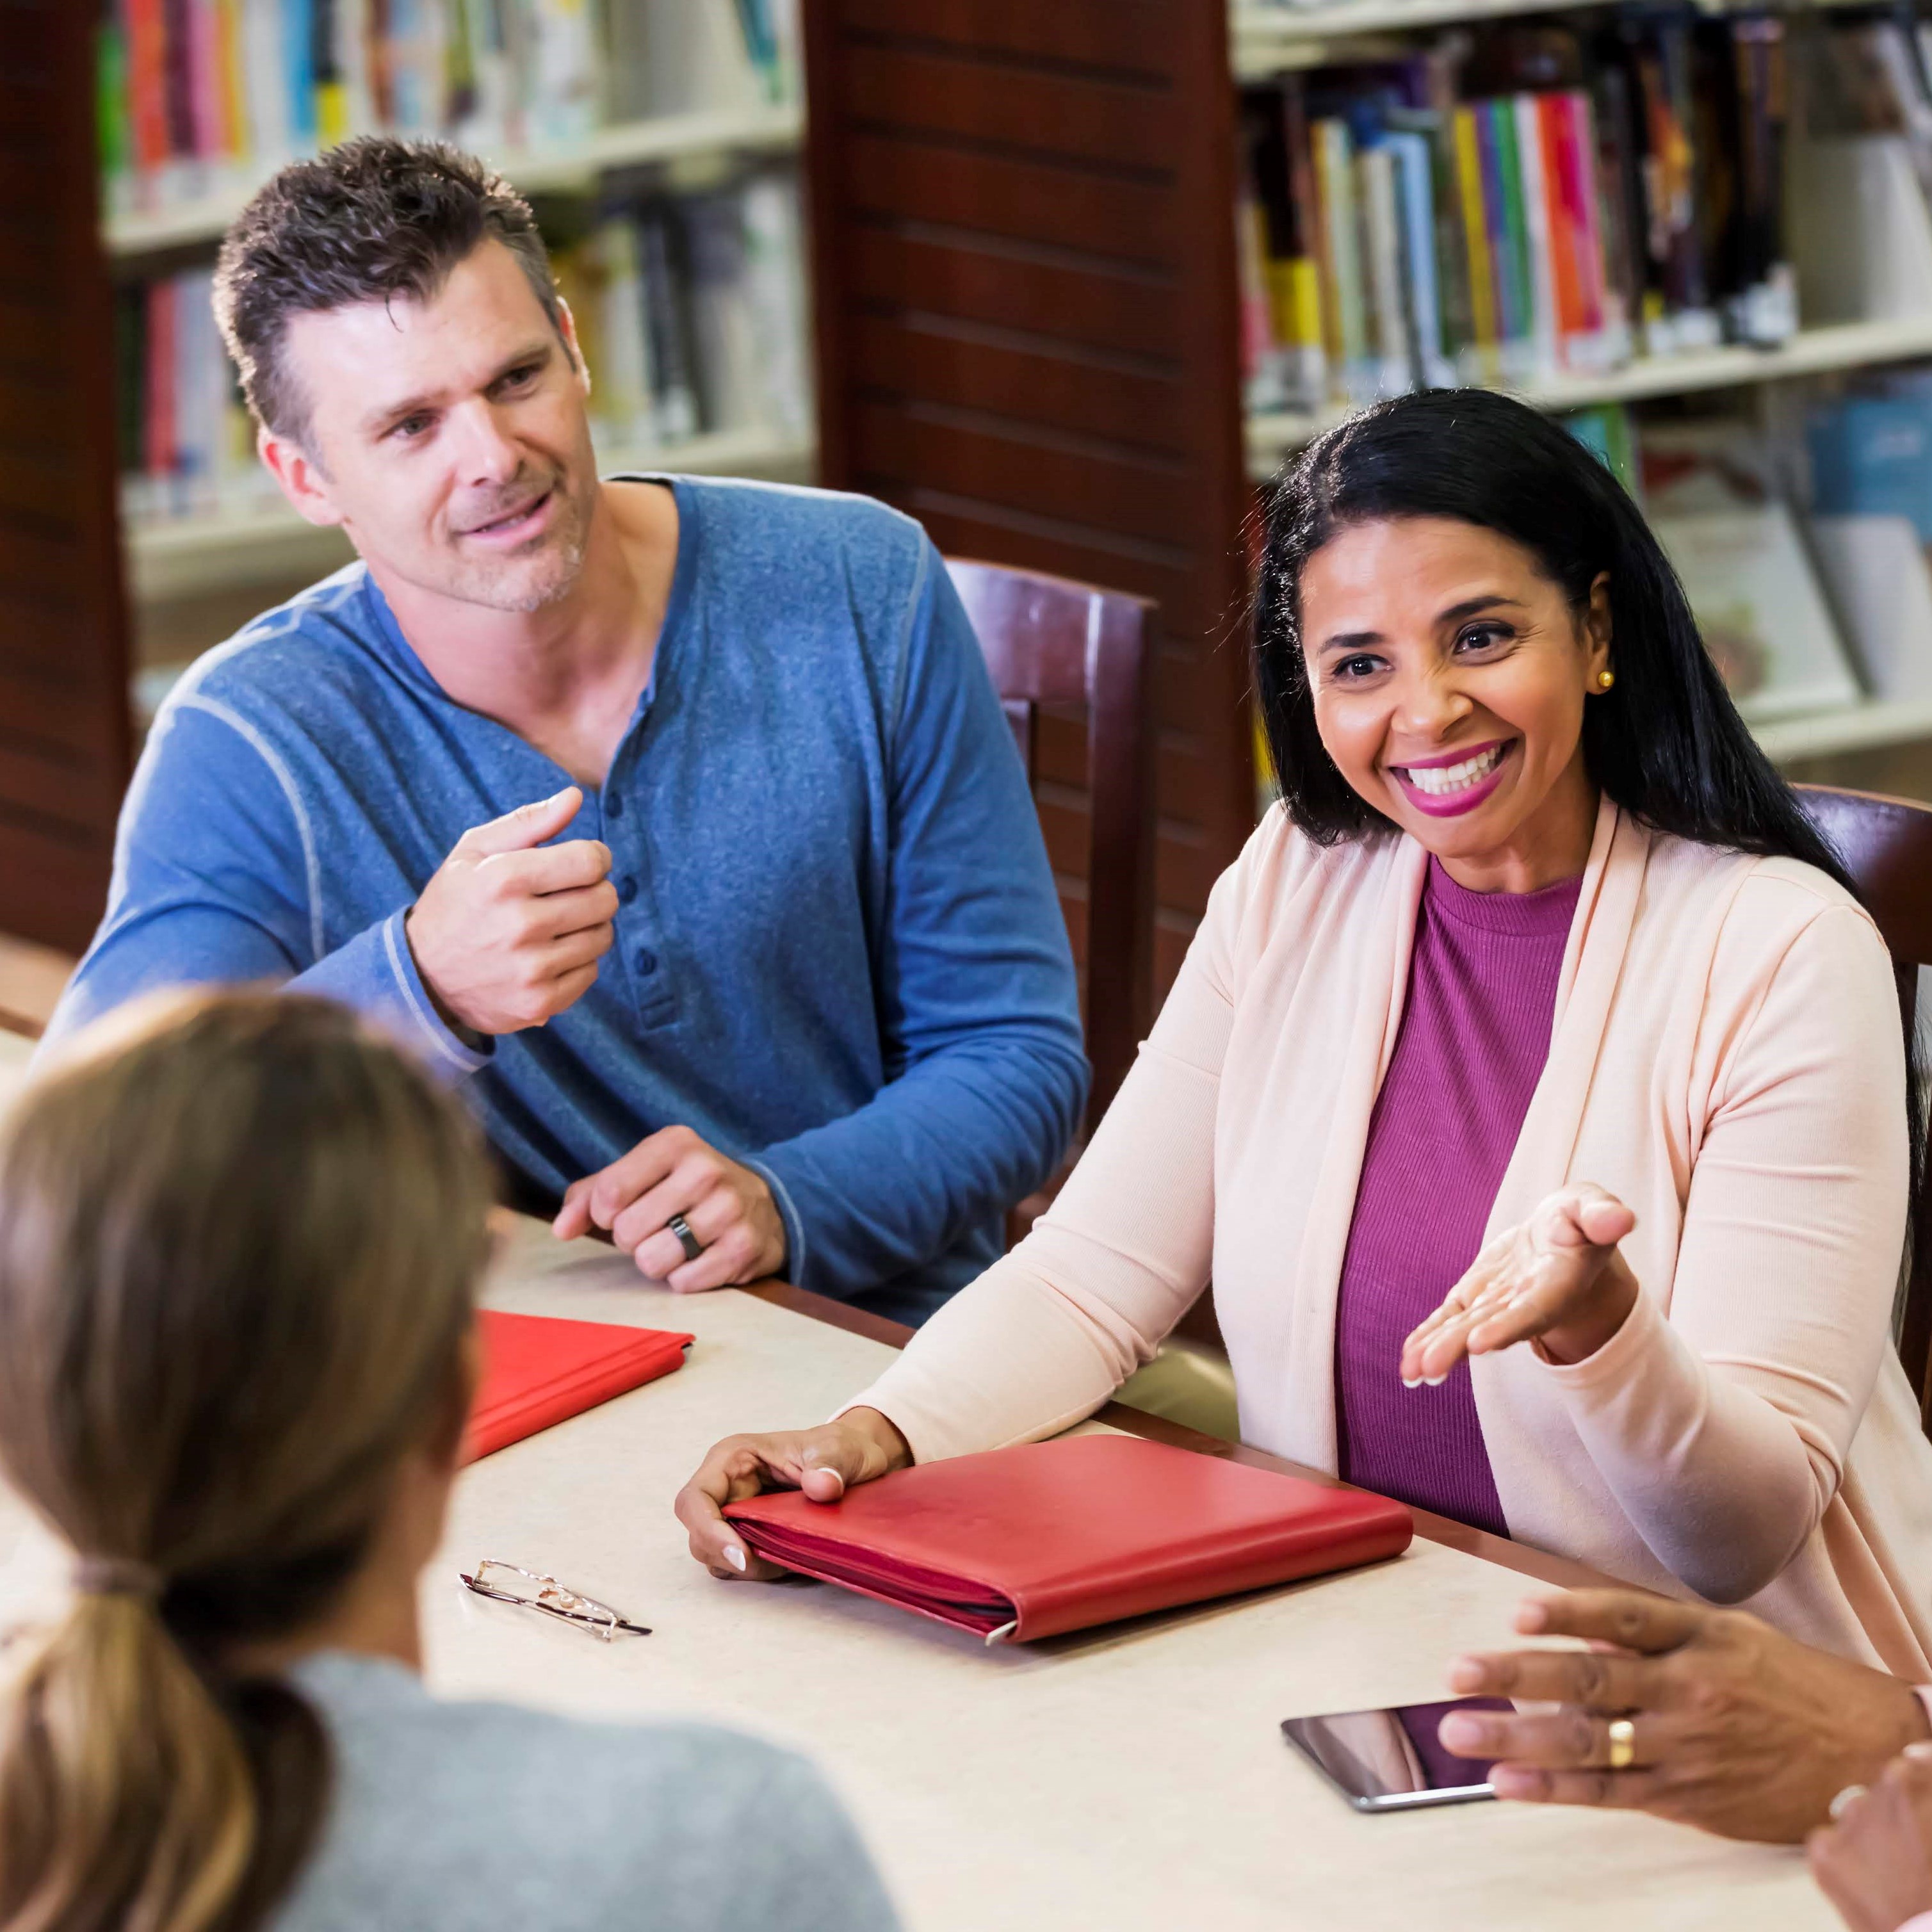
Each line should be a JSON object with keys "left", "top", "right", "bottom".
{"left": 1596, "top": 669, "right": 1616, "bottom": 692}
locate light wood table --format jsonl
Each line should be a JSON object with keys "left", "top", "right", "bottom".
{"left": 0, "top": 1218, "right": 1838, "bottom": 1930}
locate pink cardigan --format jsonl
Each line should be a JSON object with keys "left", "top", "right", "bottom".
{"left": 847, "top": 798, "right": 1932, "bottom": 1675}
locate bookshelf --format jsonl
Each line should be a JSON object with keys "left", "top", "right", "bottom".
{"left": 1247, "top": 316, "right": 1932, "bottom": 473}
{"left": 106, "top": 104, "right": 806, "bottom": 257}
{"left": 802, "top": 1, "right": 1932, "bottom": 994}
{"left": 9, "top": 0, "right": 1932, "bottom": 962}
{"left": 1231, "top": 0, "right": 1874, "bottom": 70}
{"left": 107, "top": 2, "right": 813, "bottom": 626}
{"left": 113, "top": 101, "right": 811, "bottom": 605}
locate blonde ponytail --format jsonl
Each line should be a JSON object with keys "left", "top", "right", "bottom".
{"left": 0, "top": 993, "right": 492, "bottom": 1932}
{"left": 0, "top": 1595, "right": 275, "bottom": 1932}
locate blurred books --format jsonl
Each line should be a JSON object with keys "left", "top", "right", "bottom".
{"left": 119, "top": 171, "right": 811, "bottom": 528}
{"left": 99, "top": 0, "right": 800, "bottom": 220}
{"left": 1234, "top": 8, "right": 1932, "bottom": 419}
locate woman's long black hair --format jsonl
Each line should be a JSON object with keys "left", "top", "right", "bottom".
{"left": 1254, "top": 386, "right": 1926, "bottom": 1310}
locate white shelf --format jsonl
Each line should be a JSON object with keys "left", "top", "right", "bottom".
{"left": 1753, "top": 699, "right": 1932, "bottom": 765}
{"left": 1245, "top": 316, "right": 1932, "bottom": 477}
{"left": 1233, "top": 0, "right": 1876, "bottom": 73}
{"left": 126, "top": 426, "right": 815, "bottom": 600}
{"left": 1232, "top": 0, "right": 1578, "bottom": 72}
{"left": 104, "top": 103, "right": 805, "bottom": 256}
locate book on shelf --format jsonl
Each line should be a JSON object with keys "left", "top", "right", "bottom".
{"left": 1639, "top": 418, "right": 1863, "bottom": 724}
{"left": 99, "top": 0, "right": 800, "bottom": 223}
{"left": 1791, "top": 15, "right": 1932, "bottom": 330}
{"left": 120, "top": 171, "right": 811, "bottom": 530}
{"left": 1237, "top": 10, "right": 1799, "bottom": 417}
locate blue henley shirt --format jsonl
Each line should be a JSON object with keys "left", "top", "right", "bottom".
{"left": 48, "top": 476, "right": 1089, "bottom": 1324}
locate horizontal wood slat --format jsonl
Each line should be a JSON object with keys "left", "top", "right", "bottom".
{"left": 0, "top": 442, "right": 85, "bottom": 525}
{"left": 851, "top": 404, "right": 1192, "bottom": 547}
{"left": 0, "top": 667, "right": 126, "bottom": 758}
{"left": 0, "top": 516, "right": 83, "bottom": 589}
{"left": 0, "top": 814, "right": 115, "bottom": 955}
{"left": 837, "top": 47, "right": 1180, "bottom": 169}
{"left": 0, "top": 295, "right": 71, "bottom": 371}
{"left": 841, "top": 135, "right": 1179, "bottom": 266}
{"left": 0, "top": 736, "right": 115, "bottom": 840}
{"left": 835, "top": 0, "right": 1183, "bottom": 72}
{"left": 850, "top": 316, "right": 1189, "bottom": 452}
{"left": 850, "top": 229, "right": 1181, "bottom": 362}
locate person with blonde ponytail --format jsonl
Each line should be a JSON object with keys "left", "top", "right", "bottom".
{"left": 0, "top": 990, "right": 898, "bottom": 1932}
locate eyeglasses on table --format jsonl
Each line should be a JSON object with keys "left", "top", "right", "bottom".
{"left": 459, "top": 1557, "right": 651, "bottom": 1640}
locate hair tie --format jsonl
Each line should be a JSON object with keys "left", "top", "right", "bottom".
{"left": 72, "top": 1555, "right": 165, "bottom": 1601}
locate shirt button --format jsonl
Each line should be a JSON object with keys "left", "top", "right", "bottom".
{"left": 635, "top": 948, "right": 658, "bottom": 975}
{"left": 617, "top": 876, "right": 639, "bottom": 905}
{"left": 605, "top": 793, "right": 625, "bottom": 820}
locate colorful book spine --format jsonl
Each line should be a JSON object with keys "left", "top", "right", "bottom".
{"left": 127, "top": 0, "right": 170, "bottom": 175}
{"left": 1358, "top": 142, "right": 1409, "bottom": 399}
{"left": 1270, "top": 77, "right": 1329, "bottom": 409}
{"left": 1488, "top": 99, "right": 1533, "bottom": 379}
{"left": 98, "top": 9, "right": 133, "bottom": 199}
{"left": 284, "top": 0, "right": 317, "bottom": 149}
{"left": 1474, "top": 105, "right": 1517, "bottom": 357}
{"left": 1313, "top": 117, "right": 1371, "bottom": 403}
{"left": 1237, "top": 174, "right": 1285, "bottom": 410}
{"left": 143, "top": 277, "right": 177, "bottom": 490}
{"left": 1513, "top": 93, "right": 1559, "bottom": 379}
{"left": 1538, "top": 94, "right": 1586, "bottom": 368}
{"left": 1589, "top": 60, "right": 1644, "bottom": 366}
{"left": 215, "top": 0, "right": 248, "bottom": 161}
{"left": 1389, "top": 130, "right": 1449, "bottom": 389}
{"left": 161, "top": 0, "right": 196, "bottom": 175}
{"left": 1451, "top": 105, "right": 1498, "bottom": 382}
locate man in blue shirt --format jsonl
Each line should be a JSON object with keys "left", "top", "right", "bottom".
{"left": 50, "top": 138, "right": 1087, "bottom": 1326}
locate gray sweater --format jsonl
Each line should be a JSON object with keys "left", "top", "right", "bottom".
{"left": 272, "top": 1653, "right": 900, "bottom": 1932}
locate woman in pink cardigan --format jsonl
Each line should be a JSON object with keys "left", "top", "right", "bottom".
{"left": 676, "top": 388, "right": 1932, "bottom": 1680}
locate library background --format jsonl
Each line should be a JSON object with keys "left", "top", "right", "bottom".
{"left": 10, "top": 0, "right": 1932, "bottom": 1018}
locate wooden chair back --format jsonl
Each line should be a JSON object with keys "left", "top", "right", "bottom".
{"left": 945, "top": 558, "right": 1157, "bottom": 1137}
{"left": 1796, "top": 784, "right": 1932, "bottom": 1429}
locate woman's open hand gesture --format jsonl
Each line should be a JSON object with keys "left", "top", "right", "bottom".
{"left": 1400, "top": 1183, "right": 1640, "bottom": 1384}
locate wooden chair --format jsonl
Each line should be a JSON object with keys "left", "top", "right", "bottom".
{"left": 945, "top": 559, "right": 1157, "bottom": 1137}
{"left": 1795, "top": 784, "right": 1932, "bottom": 1430}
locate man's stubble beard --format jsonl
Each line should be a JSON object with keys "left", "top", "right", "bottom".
{"left": 444, "top": 473, "right": 592, "bottom": 614}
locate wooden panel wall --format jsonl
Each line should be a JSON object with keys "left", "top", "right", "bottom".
{"left": 0, "top": 3, "right": 134, "bottom": 954}
{"left": 802, "top": 0, "right": 1251, "bottom": 993}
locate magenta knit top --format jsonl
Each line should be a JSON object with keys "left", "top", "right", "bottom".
{"left": 1333, "top": 857, "right": 1583, "bottom": 1537}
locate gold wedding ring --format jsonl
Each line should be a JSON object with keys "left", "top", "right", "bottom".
{"left": 1606, "top": 1717, "right": 1637, "bottom": 1772}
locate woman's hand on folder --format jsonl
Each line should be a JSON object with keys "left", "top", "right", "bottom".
{"left": 675, "top": 1409, "right": 912, "bottom": 1581}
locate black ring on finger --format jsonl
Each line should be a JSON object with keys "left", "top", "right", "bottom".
{"left": 667, "top": 1212, "right": 705, "bottom": 1265}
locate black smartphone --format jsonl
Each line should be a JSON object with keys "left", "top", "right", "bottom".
{"left": 1281, "top": 1696, "right": 1509, "bottom": 1812}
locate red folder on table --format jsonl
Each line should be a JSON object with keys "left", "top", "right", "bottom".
{"left": 462, "top": 1310, "right": 694, "bottom": 1463}
{"left": 723, "top": 1433, "right": 1413, "bottom": 1642}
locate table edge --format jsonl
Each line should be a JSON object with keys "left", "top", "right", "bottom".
{"left": 740, "top": 1280, "right": 1610, "bottom": 1593}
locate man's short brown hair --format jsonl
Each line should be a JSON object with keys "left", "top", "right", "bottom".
{"left": 213, "top": 136, "right": 564, "bottom": 446}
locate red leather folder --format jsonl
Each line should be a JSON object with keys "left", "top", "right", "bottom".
{"left": 723, "top": 1433, "right": 1413, "bottom": 1642}
{"left": 462, "top": 1310, "right": 694, "bottom": 1463}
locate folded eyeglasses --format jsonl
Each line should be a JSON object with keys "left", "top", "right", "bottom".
{"left": 459, "top": 1557, "right": 650, "bottom": 1640}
